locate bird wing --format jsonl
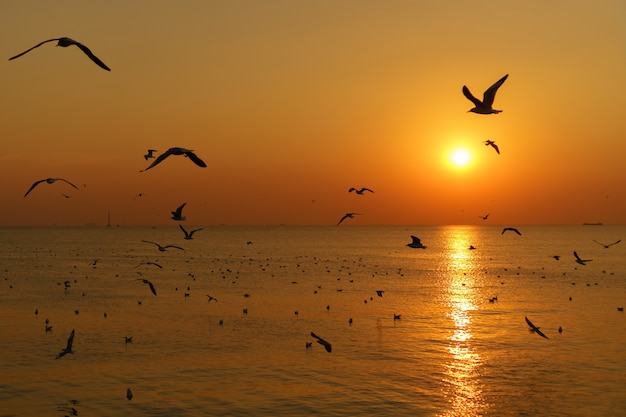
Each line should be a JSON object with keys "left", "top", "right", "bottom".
{"left": 175, "top": 203, "right": 186, "bottom": 215}
{"left": 573, "top": 251, "right": 583, "bottom": 262}
{"left": 66, "top": 329, "right": 75, "bottom": 351}
{"left": 23, "top": 179, "right": 46, "bottom": 197}
{"left": 348, "top": 187, "right": 356, "bottom": 193}
{"left": 534, "top": 327, "right": 549, "bottom": 339}
{"left": 609, "top": 239, "right": 622, "bottom": 246}
{"left": 337, "top": 214, "right": 349, "bottom": 225}
{"left": 189, "top": 228, "right": 202, "bottom": 237}
{"left": 491, "top": 143, "right": 500, "bottom": 154}
{"left": 462, "top": 85, "right": 482, "bottom": 106}
{"left": 525, "top": 316, "right": 536, "bottom": 329}
{"left": 482, "top": 74, "right": 509, "bottom": 107}
{"left": 362, "top": 188, "right": 374, "bottom": 193}
{"left": 164, "top": 245, "right": 185, "bottom": 250}
{"left": 179, "top": 224, "right": 189, "bottom": 237}
{"left": 310, "top": 332, "right": 331, "bottom": 352}
{"left": 72, "top": 42, "right": 111, "bottom": 71}
{"left": 411, "top": 235, "right": 422, "bottom": 245}
{"left": 147, "top": 281, "right": 157, "bottom": 296}
{"left": 184, "top": 151, "right": 207, "bottom": 167}
{"left": 58, "top": 178, "right": 79, "bottom": 190}
{"left": 8, "top": 38, "right": 59, "bottom": 60}
{"left": 141, "top": 149, "right": 174, "bottom": 171}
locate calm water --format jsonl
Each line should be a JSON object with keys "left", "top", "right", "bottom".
{"left": 1, "top": 225, "right": 625, "bottom": 416}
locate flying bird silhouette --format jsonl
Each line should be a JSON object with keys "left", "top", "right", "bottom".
{"left": 375, "top": 290, "right": 384, "bottom": 297}
{"left": 336, "top": 212, "right": 361, "bottom": 225}
{"left": 141, "top": 240, "right": 185, "bottom": 252}
{"left": 171, "top": 203, "right": 187, "bottom": 221}
{"left": 479, "top": 213, "right": 490, "bottom": 220}
{"left": 348, "top": 187, "right": 374, "bottom": 195}
{"left": 484, "top": 140, "right": 500, "bottom": 154}
{"left": 136, "top": 278, "right": 157, "bottom": 296}
{"left": 9, "top": 37, "right": 110, "bottom": 71}
{"left": 23, "top": 178, "right": 78, "bottom": 198}
{"left": 55, "top": 329, "right": 75, "bottom": 358}
{"left": 525, "top": 316, "right": 549, "bottom": 339}
{"left": 502, "top": 227, "right": 522, "bottom": 235}
{"left": 310, "top": 332, "right": 332, "bottom": 353}
{"left": 180, "top": 224, "right": 202, "bottom": 239}
{"left": 592, "top": 239, "right": 621, "bottom": 248}
{"left": 463, "top": 74, "right": 508, "bottom": 114}
{"left": 573, "top": 251, "right": 592, "bottom": 265}
{"left": 144, "top": 149, "right": 157, "bottom": 160}
{"left": 141, "top": 147, "right": 206, "bottom": 171}
{"left": 406, "top": 235, "right": 426, "bottom": 249}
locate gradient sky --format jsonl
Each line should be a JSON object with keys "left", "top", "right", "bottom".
{"left": 1, "top": 1, "right": 625, "bottom": 226}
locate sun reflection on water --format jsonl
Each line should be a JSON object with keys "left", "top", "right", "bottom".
{"left": 439, "top": 227, "right": 488, "bottom": 417}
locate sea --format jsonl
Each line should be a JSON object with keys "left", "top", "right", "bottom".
{"left": 1, "top": 225, "right": 625, "bottom": 417}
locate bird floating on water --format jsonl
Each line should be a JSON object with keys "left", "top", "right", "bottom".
{"left": 502, "top": 227, "right": 522, "bottom": 235}
{"left": 56, "top": 329, "right": 75, "bottom": 358}
{"left": 336, "top": 212, "right": 361, "bottom": 226}
{"left": 141, "top": 147, "right": 206, "bottom": 171}
{"left": 407, "top": 235, "right": 426, "bottom": 249}
{"left": 573, "top": 251, "right": 592, "bottom": 265}
{"left": 310, "top": 332, "right": 332, "bottom": 353}
{"left": 142, "top": 240, "right": 185, "bottom": 252}
{"left": 179, "top": 224, "right": 202, "bottom": 239}
{"left": 9, "top": 37, "right": 111, "bottom": 71}
{"left": 23, "top": 178, "right": 78, "bottom": 198}
{"left": 592, "top": 239, "right": 621, "bottom": 248}
{"left": 144, "top": 149, "right": 157, "bottom": 160}
{"left": 348, "top": 187, "right": 374, "bottom": 195}
{"left": 484, "top": 140, "right": 500, "bottom": 154}
{"left": 525, "top": 316, "right": 549, "bottom": 339}
{"left": 126, "top": 388, "right": 133, "bottom": 400}
{"left": 463, "top": 74, "right": 508, "bottom": 114}
{"left": 375, "top": 290, "right": 384, "bottom": 297}
{"left": 171, "top": 203, "right": 187, "bottom": 221}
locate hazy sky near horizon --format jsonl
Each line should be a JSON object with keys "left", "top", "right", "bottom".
{"left": 1, "top": 1, "right": 625, "bottom": 226}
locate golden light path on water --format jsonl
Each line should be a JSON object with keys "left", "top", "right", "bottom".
{"left": 439, "top": 227, "right": 488, "bottom": 417}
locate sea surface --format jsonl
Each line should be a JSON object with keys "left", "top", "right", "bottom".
{"left": 1, "top": 225, "right": 625, "bottom": 416}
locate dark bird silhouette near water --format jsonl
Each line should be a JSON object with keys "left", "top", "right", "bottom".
{"left": 463, "top": 74, "right": 508, "bottom": 114}
{"left": 23, "top": 178, "right": 78, "bottom": 198}
{"left": 502, "top": 227, "right": 522, "bottom": 235}
{"left": 142, "top": 240, "right": 185, "bottom": 252}
{"left": 55, "top": 329, "right": 75, "bottom": 358}
{"left": 126, "top": 388, "right": 133, "bottom": 400}
{"left": 573, "top": 251, "right": 592, "bottom": 265}
{"left": 9, "top": 37, "right": 111, "bottom": 71}
{"left": 171, "top": 203, "right": 187, "bottom": 221}
{"left": 180, "top": 224, "right": 202, "bottom": 239}
{"left": 136, "top": 278, "right": 157, "bottom": 296}
{"left": 483, "top": 140, "right": 500, "bottom": 154}
{"left": 337, "top": 212, "right": 361, "bottom": 225}
{"left": 479, "top": 213, "right": 490, "bottom": 220}
{"left": 592, "top": 239, "right": 621, "bottom": 248}
{"left": 144, "top": 149, "right": 157, "bottom": 160}
{"left": 551, "top": 255, "right": 561, "bottom": 261}
{"left": 349, "top": 187, "right": 374, "bottom": 195}
{"left": 141, "top": 147, "right": 207, "bottom": 171}
{"left": 136, "top": 261, "right": 162, "bottom": 268}
{"left": 525, "top": 316, "right": 549, "bottom": 339}
{"left": 310, "top": 332, "right": 332, "bottom": 353}
{"left": 376, "top": 290, "right": 384, "bottom": 297}
{"left": 406, "top": 235, "right": 426, "bottom": 249}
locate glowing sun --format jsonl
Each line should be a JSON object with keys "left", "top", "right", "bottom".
{"left": 451, "top": 149, "right": 471, "bottom": 167}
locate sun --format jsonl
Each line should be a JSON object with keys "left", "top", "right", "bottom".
{"left": 450, "top": 149, "right": 471, "bottom": 167}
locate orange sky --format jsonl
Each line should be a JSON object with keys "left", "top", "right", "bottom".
{"left": 1, "top": 1, "right": 625, "bottom": 226}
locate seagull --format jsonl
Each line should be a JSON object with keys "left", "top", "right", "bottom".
{"left": 406, "top": 235, "right": 427, "bottom": 249}
{"left": 393, "top": 314, "right": 401, "bottom": 320}
{"left": 141, "top": 147, "right": 207, "bottom": 171}
{"left": 205, "top": 294, "right": 218, "bottom": 302}
{"left": 171, "top": 203, "right": 187, "bottom": 221}
{"left": 551, "top": 255, "right": 561, "bottom": 261}
{"left": 124, "top": 336, "right": 133, "bottom": 344}
{"left": 135, "top": 261, "right": 163, "bottom": 268}
{"left": 525, "top": 316, "right": 549, "bottom": 339}
{"left": 479, "top": 213, "right": 490, "bottom": 220}
{"left": 144, "top": 149, "right": 158, "bottom": 160}
{"left": 348, "top": 187, "right": 374, "bottom": 195}
{"left": 126, "top": 388, "right": 133, "bottom": 401}
{"left": 502, "top": 227, "right": 522, "bottom": 235}
{"left": 375, "top": 290, "right": 384, "bottom": 297}
{"left": 142, "top": 240, "right": 185, "bottom": 252}
{"left": 55, "top": 329, "right": 75, "bottom": 358}
{"left": 23, "top": 178, "right": 78, "bottom": 198}
{"left": 310, "top": 332, "right": 332, "bottom": 353}
{"left": 573, "top": 251, "right": 592, "bottom": 265}
{"left": 592, "top": 239, "right": 621, "bottom": 248}
{"left": 463, "top": 74, "right": 509, "bottom": 114}
{"left": 9, "top": 37, "right": 110, "bottom": 71}
{"left": 336, "top": 212, "right": 361, "bottom": 225}
{"left": 179, "top": 224, "right": 202, "bottom": 239}
{"left": 484, "top": 140, "right": 500, "bottom": 154}
{"left": 136, "top": 278, "right": 157, "bottom": 296}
